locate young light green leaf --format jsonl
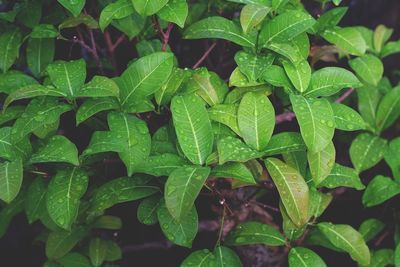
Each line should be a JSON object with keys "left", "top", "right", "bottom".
{"left": 331, "top": 103, "right": 366, "bottom": 131}
{"left": 99, "top": 0, "right": 135, "bottom": 31}
{"left": 136, "top": 153, "right": 187, "bottom": 177}
{"left": 46, "top": 227, "right": 88, "bottom": 259}
{"left": 358, "top": 218, "right": 385, "bottom": 242}
{"left": 313, "top": 7, "right": 348, "bottom": 33}
{"left": 265, "top": 158, "right": 309, "bottom": 226}
{"left": 362, "top": 175, "right": 400, "bottom": 207}
{"left": 375, "top": 86, "right": 400, "bottom": 132}
{"left": 217, "top": 136, "right": 263, "bottom": 164}
{"left": 46, "top": 168, "right": 88, "bottom": 230}
{"left": 90, "top": 176, "right": 159, "bottom": 213}
{"left": 290, "top": 95, "right": 335, "bottom": 153}
{"left": 211, "top": 162, "right": 256, "bottom": 185}
{"left": 184, "top": 16, "right": 256, "bottom": 47}
{"left": 259, "top": 10, "right": 315, "bottom": 46}
{"left": 305, "top": 67, "right": 361, "bottom": 97}
{"left": 381, "top": 40, "right": 400, "bottom": 58}
{"left": 0, "top": 28, "right": 22, "bottom": 72}
{"left": 349, "top": 55, "right": 383, "bottom": 86}
{"left": 132, "top": 0, "right": 168, "bottom": 16}
{"left": 282, "top": 60, "right": 311, "bottom": 93}
{"left": 76, "top": 98, "right": 119, "bottom": 125}
{"left": 317, "top": 222, "right": 370, "bottom": 266}
{"left": 263, "top": 132, "right": 306, "bottom": 156}
{"left": 238, "top": 92, "right": 275, "bottom": 151}
{"left": 89, "top": 238, "right": 108, "bottom": 267}
{"left": 157, "top": 0, "right": 188, "bottom": 28}
{"left": 155, "top": 68, "right": 189, "bottom": 106}
{"left": 319, "top": 164, "right": 365, "bottom": 190}
{"left": 171, "top": 94, "right": 213, "bottom": 165}
{"left": 0, "top": 159, "right": 23, "bottom": 203}
{"left": 30, "top": 135, "right": 79, "bottom": 165}
{"left": 76, "top": 76, "right": 119, "bottom": 97}
{"left": 225, "top": 221, "right": 286, "bottom": 246}
{"left": 229, "top": 67, "right": 264, "bottom": 88}
{"left": 288, "top": 247, "right": 327, "bottom": 267}
{"left": 307, "top": 141, "right": 335, "bottom": 185}
{"left": 119, "top": 52, "right": 174, "bottom": 110}
{"left": 349, "top": 133, "right": 387, "bottom": 173}
{"left": 57, "top": 0, "right": 85, "bottom": 17}
{"left": 157, "top": 201, "right": 198, "bottom": 248}
{"left": 240, "top": 4, "right": 271, "bottom": 34}
{"left": 224, "top": 86, "right": 272, "bottom": 105}
{"left": 181, "top": 249, "right": 215, "bottom": 267}
{"left": 165, "top": 166, "right": 210, "bottom": 221}
{"left": 208, "top": 104, "right": 240, "bottom": 135}
{"left": 321, "top": 27, "right": 367, "bottom": 56}
{"left": 27, "top": 38, "right": 55, "bottom": 78}
{"left": 266, "top": 42, "right": 303, "bottom": 64}
{"left": 137, "top": 195, "right": 161, "bottom": 225}
{"left": 373, "top": 24, "right": 393, "bottom": 53}
{"left": 214, "top": 246, "right": 243, "bottom": 267}
{"left": 235, "top": 51, "right": 275, "bottom": 82}
{"left": 47, "top": 59, "right": 86, "bottom": 98}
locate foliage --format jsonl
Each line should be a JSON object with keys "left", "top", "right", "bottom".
{"left": 0, "top": 0, "right": 400, "bottom": 266}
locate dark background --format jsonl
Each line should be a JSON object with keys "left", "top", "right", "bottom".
{"left": 1, "top": 0, "right": 400, "bottom": 266}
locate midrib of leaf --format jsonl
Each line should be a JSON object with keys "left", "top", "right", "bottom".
{"left": 189, "top": 28, "right": 254, "bottom": 47}
{"left": 234, "top": 232, "right": 286, "bottom": 243}
{"left": 325, "top": 30, "right": 354, "bottom": 52}
{"left": 177, "top": 168, "right": 197, "bottom": 218}
{"left": 194, "top": 78, "right": 218, "bottom": 105}
{"left": 66, "top": 167, "right": 77, "bottom": 219}
{"left": 266, "top": 17, "right": 310, "bottom": 43}
{"left": 63, "top": 63, "right": 74, "bottom": 96}
{"left": 3, "top": 29, "right": 18, "bottom": 72}
{"left": 292, "top": 249, "right": 307, "bottom": 267}
{"left": 254, "top": 97, "right": 260, "bottom": 150}
{"left": 268, "top": 160, "right": 301, "bottom": 222}
{"left": 217, "top": 246, "right": 224, "bottom": 266}
{"left": 37, "top": 39, "right": 42, "bottom": 74}
{"left": 378, "top": 91, "right": 400, "bottom": 130}
{"left": 165, "top": 4, "right": 183, "bottom": 26}
{"left": 182, "top": 100, "right": 202, "bottom": 164}
{"left": 122, "top": 115, "right": 132, "bottom": 168}
{"left": 357, "top": 57, "right": 375, "bottom": 84}
{"left": 359, "top": 136, "right": 378, "bottom": 170}
{"left": 294, "top": 66, "right": 304, "bottom": 92}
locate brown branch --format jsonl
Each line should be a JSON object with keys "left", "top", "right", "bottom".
{"left": 162, "top": 23, "right": 174, "bottom": 52}
{"left": 104, "top": 31, "right": 119, "bottom": 75}
{"left": 192, "top": 42, "right": 217, "bottom": 69}
{"left": 335, "top": 88, "right": 354, "bottom": 103}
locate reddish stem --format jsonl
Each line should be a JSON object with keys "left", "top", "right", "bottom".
{"left": 192, "top": 42, "right": 217, "bottom": 69}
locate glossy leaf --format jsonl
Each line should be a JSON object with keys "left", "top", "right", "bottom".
{"left": 307, "top": 141, "right": 335, "bottom": 185}
{"left": 0, "top": 70, "right": 37, "bottom": 94}
{"left": 93, "top": 215, "right": 122, "bottom": 230}
{"left": 238, "top": 92, "right": 275, "bottom": 151}
{"left": 57, "top": 253, "right": 92, "bottom": 267}
{"left": 30, "top": 24, "right": 59, "bottom": 38}
{"left": 27, "top": 38, "right": 55, "bottom": 78}
{"left": 0, "top": 28, "right": 22, "bottom": 73}
{"left": 155, "top": 68, "right": 189, "bottom": 106}
{"left": 384, "top": 138, "right": 400, "bottom": 180}
{"left": 319, "top": 164, "right": 365, "bottom": 190}
{"left": 46, "top": 227, "right": 88, "bottom": 259}
{"left": 211, "top": 162, "right": 256, "bottom": 185}
{"left": 89, "top": 238, "right": 108, "bottom": 267}
{"left": 235, "top": 51, "right": 275, "bottom": 81}
{"left": 76, "top": 76, "right": 119, "bottom": 97}
{"left": 165, "top": 166, "right": 210, "bottom": 220}
{"left": 362, "top": 175, "right": 400, "bottom": 207}
{"left": 214, "top": 246, "right": 243, "bottom": 267}
{"left": 240, "top": 4, "right": 271, "bottom": 34}
{"left": 137, "top": 195, "right": 161, "bottom": 225}
{"left": 349, "top": 55, "right": 383, "bottom": 86}
{"left": 288, "top": 247, "right": 327, "bottom": 267}
{"left": 308, "top": 188, "right": 332, "bottom": 219}
{"left": 217, "top": 136, "right": 263, "bottom": 164}
{"left": 136, "top": 153, "right": 187, "bottom": 177}
{"left": 171, "top": 94, "right": 213, "bottom": 165}
{"left": 375, "top": 86, "right": 400, "bottom": 132}
{"left": 263, "top": 132, "right": 306, "bottom": 156}
{"left": 76, "top": 98, "right": 119, "bottom": 125}
{"left": 25, "top": 177, "right": 47, "bottom": 224}
{"left": 181, "top": 249, "right": 215, "bottom": 267}
{"left": 358, "top": 218, "right": 385, "bottom": 242}
{"left": 0, "top": 159, "right": 23, "bottom": 203}
{"left": 30, "top": 135, "right": 79, "bottom": 165}
{"left": 313, "top": 7, "right": 348, "bottom": 33}
{"left": 331, "top": 103, "right": 366, "bottom": 131}
{"left": 265, "top": 158, "right": 309, "bottom": 226}
{"left": 322, "top": 27, "right": 367, "bottom": 56}
{"left": 133, "top": 0, "right": 168, "bottom": 16}
{"left": 349, "top": 133, "right": 387, "bottom": 173}
{"left": 99, "top": 0, "right": 135, "bottom": 31}
{"left": 208, "top": 104, "right": 240, "bottom": 135}
{"left": 58, "top": 0, "right": 85, "bottom": 16}
{"left": 0, "top": 127, "right": 32, "bottom": 161}
{"left": 357, "top": 86, "right": 381, "bottom": 131}
{"left": 158, "top": 0, "right": 188, "bottom": 28}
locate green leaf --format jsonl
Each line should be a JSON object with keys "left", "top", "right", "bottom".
{"left": 133, "top": 0, "right": 168, "bottom": 16}
{"left": 305, "top": 67, "right": 361, "bottom": 97}
{"left": 89, "top": 238, "right": 108, "bottom": 267}
{"left": 262, "top": 65, "right": 294, "bottom": 90}
{"left": 104, "top": 240, "right": 122, "bottom": 261}
{"left": 27, "top": 38, "right": 55, "bottom": 78}
{"left": 58, "top": 253, "right": 92, "bottom": 267}
{"left": 263, "top": 132, "right": 306, "bottom": 156}
{"left": 381, "top": 40, "right": 400, "bottom": 58}
{"left": 165, "top": 166, "right": 210, "bottom": 221}
{"left": 238, "top": 92, "right": 275, "bottom": 151}
{"left": 211, "top": 162, "right": 256, "bottom": 185}
{"left": 308, "top": 188, "right": 332, "bottom": 219}
{"left": 317, "top": 222, "right": 370, "bottom": 265}
{"left": 319, "top": 164, "right": 365, "bottom": 190}
{"left": 119, "top": 52, "right": 174, "bottom": 110}
{"left": 0, "top": 70, "right": 37, "bottom": 94}
{"left": 187, "top": 68, "right": 228, "bottom": 106}
{"left": 283, "top": 151, "right": 307, "bottom": 177}
{"left": 30, "top": 135, "right": 79, "bottom": 165}
{"left": 0, "top": 159, "right": 23, "bottom": 203}
{"left": 349, "top": 133, "right": 387, "bottom": 173}
{"left": 240, "top": 4, "right": 271, "bottom": 34}
{"left": 155, "top": 68, "right": 189, "bottom": 106}
{"left": 358, "top": 218, "right": 385, "bottom": 242}
{"left": 288, "top": 247, "right": 327, "bottom": 267}
{"left": 90, "top": 176, "right": 159, "bottom": 213}
{"left": 266, "top": 42, "right": 302, "bottom": 64}
{"left": 282, "top": 60, "right": 311, "bottom": 93}
{"left": 384, "top": 138, "right": 400, "bottom": 181}
{"left": 47, "top": 59, "right": 86, "bottom": 98}
{"left": 322, "top": 27, "right": 367, "bottom": 56}
{"left": 208, "top": 104, "right": 240, "bottom": 135}
{"left": 313, "top": 7, "right": 348, "bottom": 33}
{"left": 111, "top": 12, "right": 145, "bottom": 40}
{"left": 375, "top": 86, "right": 400, "bottom": 132}
{"left": 157, "top": 201, "right": 198, "bottom": 248}
{"left": 265, "top": 158, "right": 309, "bottom": 226}
{"left": 307, "top": 141, "right": 335, "bottom": 185}
{"left": 331, "top": 103, "right": 366, "bottom": 131}
{"left": 0, "top": 189, "right": 24, "bottom": 238}
{"left": 357, "top": 86, "right": 380, "bottom": 131}
{"left": 224, "top": 86, "right": 272, "bottom": 104}
{"left": 92, "top": 215, "right": 122, "bottom": 230}
{"left": 0, "top": 127, "right": 32, "bottom": 161}
{"left": 25, "top": 177, "right": 47, "bottom": 223}
{"left": 99, "top": 0, "right": 134, "bottom": 31}
{"left": 349, "top": 55, "right": 383, "bottom": 86}
{"left": 225, "top": 221, "right": 286, "bottom": 246}
{"left": 11, "top": 98, "right": 71, "bottom": 143}
{"left": 395, "top": 244, "right": 400, "bottom": 267}
{"left": 290, "top": 95, "right": 335, "bottom": 153}
{"left": 184, "top": 16, "right": 256, "bottom": 47}
{"left": 171, "top": 94, "right": 213, "bottom": 165}
{"left": 46, "top": 227, "right": 88, "bottom": 259}
{"left": 58, "top": 0, "right": 85, "bottom": 16}
{"left": 137, "top": 195, "right": 161, "bottom": 225}
{"left": 83, "top": 112, "right": 151, "bottom": 176}
{"left": 214, "top": 246, "right": 243, "bottom": 267}
{"left": 158, "top": 0, "right": 188, "bottom": 28}
{"left": 46, "top": 168, "right": 88, "bottom": 230}
{"left": 30, "top": 24, "right": 59, "bottom": 38}
{"left": 235, "top": 51, "right": 275, "bottom": 81}
{"left": 229, "top": 67, "right": 263, "bottom": 88}
{"left": 369, "top": 249, "right": 394, "bottom": 267}
{"left": 362, "top": 175, "right": 400, "bottom": 207}
{"left": 259, "top": 10, "right": 315, "bottom": 46}
{"left": 217, "top": 136, "right": 262, "bottom": 164}
{"left": 0, "top": 28, "right": 22, "bottom": 72}
{"left": 136, "top": 153, "right": 188, "bottom": 177}
{"left": 59, "top": 14, "right": 99, "bottom": 30}
{"left": 181, "top": 249, "right": 215, "bottom": 267}
{"left": 373, "top": 24, "right": 393, "bottom": 53}
{"left": 76, "top": 76, "right": 119, "bottom": 97}
{"left": 76, "top": 98, "right": 119, "bottom": 125}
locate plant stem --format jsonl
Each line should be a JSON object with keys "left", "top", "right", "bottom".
{"left": 215, "top": 205, "right": 226, "bottom": 249}
{"left": 192, "top": 42, "right": 217, "bottom": 69}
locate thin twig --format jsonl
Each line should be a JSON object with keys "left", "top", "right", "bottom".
{"left": 215, "top": 205, "right": 226, "bottom": 249}
{"left": 335, "top": 88, "right": 354, "bottom": 103}
{"left": 192, "top": 42, "right": 217, "bottom": 69}
{"left": 162, "top": 23, "right": 174, "bottom": 52}
{"left": 104, "top": 31, "right": 119, "bottom": 75}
